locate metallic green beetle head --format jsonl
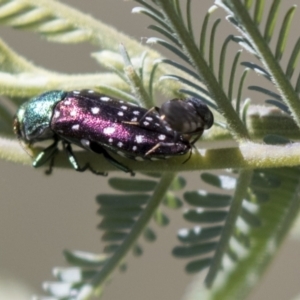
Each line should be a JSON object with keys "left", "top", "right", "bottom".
{"left": 13, "top": 90, "right": 67, "bottom": 144}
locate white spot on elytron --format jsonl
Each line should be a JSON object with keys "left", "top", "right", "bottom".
{"left": 73, "top": 90, "right": 80, "bottom": 94}
{"left": 143, "top": 121, "right": 149, "bottom": 126}
{"left": 117, "top": 142, "right": 123, "bottom": 148}
{"left": 70, "top": 110, "right": 76, "bottom": 117}
{"left": 158, "top": 134, "right": 166, "bottom": 140}
{"left": 132, "top": 145, "right": 137, "bottom": 151}
{"left": 119, "top": 100, "right": 124, "bottom": 103}
{"left": 117, "top": 151, "right": 126, "bottom": 157}
{"left": 108, "top": 138, "right": 113, "bottom": 143}
{"left": 131, "top": 117, "right": 138, "bottom": 122}
{"left": 88, "top": 90, "right": 94, "bottom": 93}
{"left": 81, "top": 139, "right": 90, "bottom": 147}
{"left": 100, "top": 96, "right": 110, "bottom": 101}
{"left": 118, "top": 111, "right": 124, "bottom": 116}
{"left": 91, "top": 107, "right": 100, "bottom": 114}
{"left": 133, "top": 110, "right": 140, "bottom": 115}
{"left": 165, "top": 126, "right": 172, "bottom": 131}
{"left": 135, "top": 135, "right": 144, "bottom": 144}
{"left": 155, "top": 123, "right": 160, "bottom": 127}
{"left": 103, "top": 127, "right": 115, "bottom": 135}
{"left": 54, "top": 110, "right": 60, "bottom": 118}
{"left": 146, "top": 116, "right": 153, "bottom": 121}
{"left": 121, "top": 105, "right": 128, "bottom": 110}
{"left": 64, "top": 99, "right": 71, "bottom": 105}
{"left": 72, "top": 124, "right": 80, "bottom": 130}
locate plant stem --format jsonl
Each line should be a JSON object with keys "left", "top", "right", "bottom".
{"left": 223, "top": 0, "right": 300, "bottom": 128}
{"left": 4, "top": 138, "right": 300, "bottom": 172}
{"left": 78, "top": 172, "right": 176, "bottom": 298}
{"left": 155, "top": 0, "right": 249, "bottom": 141}
{"left": 205, "top": 169, "right": 253, "bottom": 287}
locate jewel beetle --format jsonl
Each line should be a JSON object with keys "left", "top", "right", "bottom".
{"left": 13, "top": 89, "right": 213, "bottom": 175}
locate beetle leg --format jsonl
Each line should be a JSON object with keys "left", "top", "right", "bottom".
{"left": 33, "top": 139, "right": 59, "bottom": 172}
{"left": 45, "top": 155, "right": 56, "bottom": 175}
{"left": 89, "top": 142, "right": 135, "bottom": 176}
{"left": 63, "top": 141, "right": 107, "bottom": 176}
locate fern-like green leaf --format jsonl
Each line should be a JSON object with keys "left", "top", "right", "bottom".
{"left": 286, "top": 37, "right": 300, "bottom": 80}
{"left": 275, "top": 5, "right": 296, "bottom": 61}
{"left": 2, "top": 2, "right": 300, "bottom": 300}
{"left": 220, "top": 0, "right": 300, "bottom": 128}
{"left": 228, "top": 50, "right": 242, "bottom": 101}
{"left": 39, "top": 173, "right": 178, "bottom": 299}
{"left": 263, "top": 0, "right": 281, "bottom": 44}
{"left": 185, "top": 168, "right": 300, "bottom": 300}
{"left": 136, "top": 0, "right": 249, "bottom": 140}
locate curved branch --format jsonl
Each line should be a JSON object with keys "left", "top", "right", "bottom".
{"left": 2, "top": 138, "right": 300, "bottom": 172}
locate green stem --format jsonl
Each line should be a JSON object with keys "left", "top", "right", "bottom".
{"left": 4, "top": 138, "right": 300, "bottom": 172}
{"left": 0, "top": 3, "right": 200, "bottom": 101}
{"left": 124, "top": 65, "right": 153, "bottom": 108}
{"left": 205, "top": 169, "right": 253, "bottom": 287}
{"left": 21, "top": 0, "right": 148, "bottom": 55}
{"left": 223, "top": 0, "right": 300, "bottom": 129}
{"left": 155, "top": 0, "right": 249, "bottom": 141}
{"left": 79, "top": 172, "right": 176, "bottom": 298}
{"left": 184, "top": 167, "right": 300, "bottom": 300}
{"left": 0, "top": 72, "right": 128, "bottom": 98}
